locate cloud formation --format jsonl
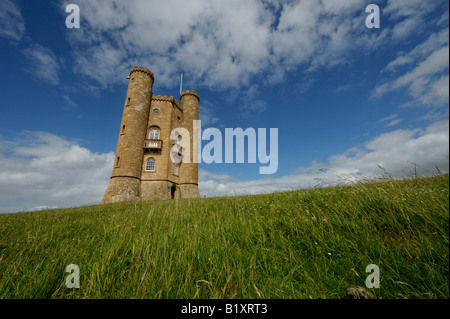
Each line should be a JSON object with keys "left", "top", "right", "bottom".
{"left": 60, "top": 0, "right": 446, "bottom": 94}
{"left": 21, "top": 44, "right": 60, "bottom": 85}
{"left": 199, "top": 119, "right": 449, "bottom": 197}
{"left": 0, "top": 0, "right": 25, "bottom": 40}
{"left": 378, "top": 114, "right": 401, "bottom": 128}
{"left": 374, "top": 27, "right": 449, "bottom": 107}
{"left": 0, "top": 132, "right": 114, "bottom": 213}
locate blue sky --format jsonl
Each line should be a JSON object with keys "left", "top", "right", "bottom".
{"left": 0, "top": 0, "right": 448, "bottom": 213}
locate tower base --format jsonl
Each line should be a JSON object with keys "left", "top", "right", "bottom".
{"left": 101, "top": 177, "right": 140, "bottom": 204}
{"left": 140, "top": 181, "right": 172, "bottom": 201}
{"left": 180, "top": 184, "right": 200, "bottom": 199}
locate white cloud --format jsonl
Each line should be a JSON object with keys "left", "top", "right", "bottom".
{"left": 379, "top": 114, "right": 398, "bottom": 123}
{"left": 378, "top": 114, "right": 401, "bottom": 128}
{"left": 62, "top": 95, "right": 77, "bottom": 111}
{"left": 384, "top": 0, "right": 440, "bottom": 19}
{"left": 199, "top": 119, "right": 449, "bottom": 198}
{"left": 394, "top": 46, "right": 449, "bottom": 88}
{"left": 383, "top": 28, "right": 449, "bottom": 72}
{"left": 385, "top": 119, "right": 401, "bottom": 127}
{"left": 62, "top": 0, "right": 439, "bottom": 91}
{"left": 0, "top": 0, "right": 25, "bottom": 40}
{"left": 62, "top": 0, "right": 274, "bottom": 89}
{"left": 22, "top": 44, "right": 60, "bottom": 85}
{"left": 373, "top": 26, "right": 449, "bottom": 107}
{"left": 383, "top": 0, "right": 443, "bottom": 39}
{"left": 0, "top": 132, "right": 114, "bottom": 213}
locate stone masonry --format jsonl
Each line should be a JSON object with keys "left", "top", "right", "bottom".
{"left": 101, "top": 66, "right": 200, "bottom": 204}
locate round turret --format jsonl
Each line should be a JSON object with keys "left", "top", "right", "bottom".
{"left": 179, "top": 90, "right": 200, "bottom": 198}
{"left": 101, "top": 66, "right": 155, "bottom": 204}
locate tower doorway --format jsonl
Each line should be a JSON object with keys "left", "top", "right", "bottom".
{"left": 171, "top": 186, "right": 176, "bottom": 199}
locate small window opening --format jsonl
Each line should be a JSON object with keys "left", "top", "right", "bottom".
{"left": 146, "top": 157, "right": 155, "bottom": 172}
{"left": 115, "top": 157, "right": 120, "bottom": 167}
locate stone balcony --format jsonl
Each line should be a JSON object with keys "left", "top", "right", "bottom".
{"left": 144, "top": 139, "right": 162, "bottom": 149}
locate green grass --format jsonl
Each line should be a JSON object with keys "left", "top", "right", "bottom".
{"left": 0, "top": 175, "right": 448, "bottom": 299}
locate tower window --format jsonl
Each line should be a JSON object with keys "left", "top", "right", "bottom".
{"left": 127, "top": 97, "right": 131, "bottom": 105}
{"left": 153, "top": 108, "right": 159, "bottom": 114}
{"left": 149, "top": 128, "right": 160, "bottom": 140}
{"left": 115, "top": 157, "right": 120, "bottom": 167}
{"left": 121, "top": 125, "right": 126, "bottom": 134}
{"left": 146, "top": 157, "right": 155, "bottom": 172}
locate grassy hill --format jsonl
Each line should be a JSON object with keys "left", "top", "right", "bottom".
{"left": 0, "top": 175, "right": 448, "bottom": 299}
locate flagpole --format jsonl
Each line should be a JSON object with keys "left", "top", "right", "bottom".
{"left": 180, "top": 73, "right": 183, "bottom": 96}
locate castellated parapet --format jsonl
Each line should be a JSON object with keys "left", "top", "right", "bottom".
{"left": 101, "top": 66, "right": 200, "bottom": 204}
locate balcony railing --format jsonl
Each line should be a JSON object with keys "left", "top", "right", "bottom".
{"left": 144, "top": 139, "right": 162, "bottom": 149}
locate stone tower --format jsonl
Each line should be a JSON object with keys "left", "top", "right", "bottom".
{"left": 101, "top": 66, "right": 200, "bottom": 204}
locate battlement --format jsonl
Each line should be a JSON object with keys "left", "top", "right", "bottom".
{"left": 152, "top": 95, "right": 176, "bottom": 102}
{"left": 180, "top": 90, "right": 200, "bottom": 102}
{"left": 152, "top": 95, "right": 182, "bottom": 112}
{"left": 130, "top": 66, "right": 155, "bottom": 81}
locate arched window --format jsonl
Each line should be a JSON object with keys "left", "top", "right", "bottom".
{"left": 149, "top": 128, "right": 160, "bottom": 140}
{"left": 146, "top": 157, "right": 155, "bottom": 172}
